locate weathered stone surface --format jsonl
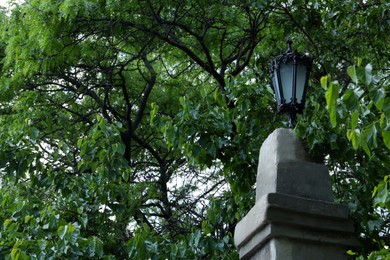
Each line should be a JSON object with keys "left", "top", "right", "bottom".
{"left": 234, "top": 193, "right": 357, "bottom": 253}
{"left": 258, "top": 128, "right": 311, "bottom": 164}
{"left": 235, "top": 128, "right": 358, "bottom": 259}
{"left": 251, "top": 239, "right": 349, "bottom": 260}
{"left": 256, "top": 128, "right": 333, "bottom": 202}
{"left": 235, "top": 193, "right": 359, "bottom": 259}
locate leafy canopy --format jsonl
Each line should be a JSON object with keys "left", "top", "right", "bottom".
{"left": 0, "top": 0, "right": 389, "bottom": 258}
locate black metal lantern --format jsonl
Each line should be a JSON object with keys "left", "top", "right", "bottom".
{"left": 270, "top": 39, "right": 312, "bottom": 128}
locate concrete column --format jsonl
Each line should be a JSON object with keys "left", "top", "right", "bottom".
{"left": 234, "top": 128, "right": 358, "bottom": 259}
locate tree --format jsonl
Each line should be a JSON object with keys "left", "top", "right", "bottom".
{"left": 0, "top": 0, "right": 389, "bottom": 258}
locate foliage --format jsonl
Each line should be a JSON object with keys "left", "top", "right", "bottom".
{"left": 313, "top": 61, "right": 390, "bottom": 257}
{"left": 0, "top": 0, "right": 388, "bottom": 259}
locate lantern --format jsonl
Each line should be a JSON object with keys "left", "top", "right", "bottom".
{"left": 270, "top": 39, "right": 312, "bottom": 128}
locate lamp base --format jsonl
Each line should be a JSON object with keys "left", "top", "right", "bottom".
{"left": 288, "top": 112, "right": 296, "bottom": 128}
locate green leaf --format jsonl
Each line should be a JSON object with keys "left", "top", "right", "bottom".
{"left": 10, "top": 248, "right": 29, "bottom": 260}
{"left": 320, "top": 75, "right": 330, "bottom": 90}
{"left": 382, "top": 98, "right": 390, "bottom": 118}
{"left": 57, "top": 225, "right": 68, "bottom": 239}
{"left": 179, "top": 96, "right": 187, "bottom": 110}
{"left": 367, "top": 249, "right": 390, "bottom": 260}
{"left": 382, "top": 131, "right": 390, "bottom": 151}
{"left": 347, "top": 129, "right": 360, "bottom": 150}
{"left": 11, "top": 249, "right": 19, "bottom": 260}
{"left": 95, "top": 237, "right": 104, "bottom": 257}
{"left": 363, "top": 123, "right": 378, "bottom": 148}
{"left": 193, "top": 230, "right": 201, "bottom": 248}
{"left": 13, "top": 200, "right": 25, "bottom": 215}
{"left": 365, "top": 63, "right": 373, "bottom": 85}
{"left": 351, "top": 111, "right": 359, "bottom": 129}
{"left": 79, "top": 213, "right": 88, "bottom": 228}
{"left": 361, "top": 138, "right": 371, "bottom": 157}
{"left": 24, "top": 215, "right": 32, "bottom": 224}
{"left": 356, "top": 123, "right": 378, "bottom": 157}
{"left": 373, "top": 177, "right": 389, "bottom": 208}
{"left": 150, "top": 103, "right": 158, "bottom": 125}
{"left": 356, "top": 58, "right": 362, "bottom": 67}
{"left": 4, "top": 219, "right": 13, "bottom": 229}
{"left": 29, "top": 127, "right": 40, "bottom": 139}
{"left": 370, "top": 88, "right": 385, "bottom": 110}
{"left": 347, "top": 65, "right": 358, "bottom": 83}
{"left": 342, "top": 89, "right": 358, "bottom": 111}
{"left": 42, "top": 223, "right": 49, "bottom": 229}
{"left": 38, "top": 239, "right": 47, "bottom": 251}
{"left": 325, "top": 82, "right": 340, "bottom": 127}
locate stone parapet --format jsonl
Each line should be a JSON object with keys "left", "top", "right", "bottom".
{"left": 256, "top": 128, "right": 333, "bottom": 202}
{"left": 235, "top": 128, "right": 359, "bottom": 259}
{"left": 234, "top": 193, "right": 358, "bottom": 259}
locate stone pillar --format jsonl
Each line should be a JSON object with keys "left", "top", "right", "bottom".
{"left": 234, "top": 128, "right": 358, "bottom": 259}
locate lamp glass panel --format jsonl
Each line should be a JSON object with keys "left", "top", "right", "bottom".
{"left": 273, "top": 68, "right": 282, "bottom": 105}
{"left": 295, "top": 63, "right": 307, "bottom": 103}
{"left": 280, "top": 61, "right": 293, "bottom": 103}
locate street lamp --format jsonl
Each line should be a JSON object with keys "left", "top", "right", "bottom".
{"left": 270, "top": 39, "right": 312, "bottom": 128}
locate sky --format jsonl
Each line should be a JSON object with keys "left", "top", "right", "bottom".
{"left": 0, "top": 0, "right": 22, "bottom": 8}
{"left": 0, "top": 0, "right": 10, "bottom": 8}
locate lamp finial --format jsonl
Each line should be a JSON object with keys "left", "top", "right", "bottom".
{"left": 286, "top": 38, "right": 292, "bottom": 52}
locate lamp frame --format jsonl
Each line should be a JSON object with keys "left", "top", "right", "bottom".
{"left": 270, "top": 39, "right": 312, "bottom": 128}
